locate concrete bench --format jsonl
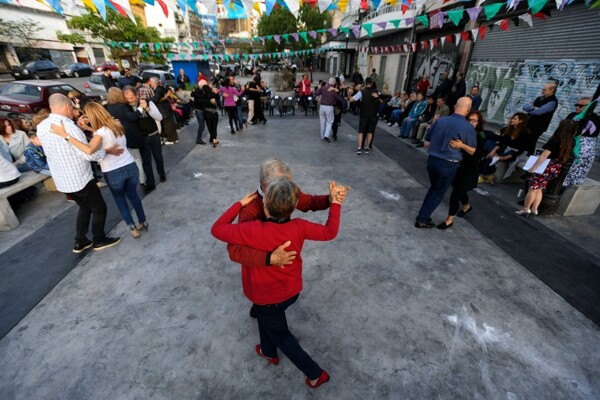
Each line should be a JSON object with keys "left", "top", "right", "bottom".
{"left": 0, "top": 171, "right": 50, "bottom": 231}
{"left": 557, "top": 178, "right": 600, "bottom": 216}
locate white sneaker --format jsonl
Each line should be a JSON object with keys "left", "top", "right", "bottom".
{"left": 489, "top": 156, "right": 501, "bottom": 166}
{"left": 164, "top": 141, "right": 175, "bottom": 145}
{"left": 96, "top": 181, "right": 107, "bottom": 188}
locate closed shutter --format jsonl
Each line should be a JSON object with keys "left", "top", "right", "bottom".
{"left": 467, "top": 3, "right": 600, "bottom": 142}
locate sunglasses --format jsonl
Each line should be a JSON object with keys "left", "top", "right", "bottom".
{"left": 574, "top": 104, "right": 586, "bottom": 108}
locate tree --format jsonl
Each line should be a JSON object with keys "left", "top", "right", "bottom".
{"left": 0, "top": 18, "right": 45, "bottom": 60}
{"left": 257, "top": 5, "right": 332, "bottom": 53}
{"left": 59, "top": 8, "right": 175, "bottom": 65}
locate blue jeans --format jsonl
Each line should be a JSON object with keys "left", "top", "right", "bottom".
{"left": 103, "top": 163, "right": 146, "bottom": 226}
{"left": 236, "top": 105, "right": 244, "bottom": 127}
{"left": 400, "top": 117, "right": 417, "bottom": 138}
{"left": 416, "top": 156, "right": 459, "bottom": 223}
{"left": 194, "top": 109, "right": 205, "bottom": 142}
{"left": 254, "top": 294, "right": 323, "bottom": 380}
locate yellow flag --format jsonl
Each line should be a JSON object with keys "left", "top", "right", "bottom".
{"left": 82, "top": 0, "right": 98, "bottom": 12}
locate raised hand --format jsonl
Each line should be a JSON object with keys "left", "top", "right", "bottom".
{"left": 240, "top": 192, "right": 258, "bottom": 207}
{"left": 50, "top": 121, "right": 68, "bottom": 138}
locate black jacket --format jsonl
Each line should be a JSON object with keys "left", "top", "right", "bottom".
{"left": 105, "top": 103, "right": 144, "bottom": 149}
{"left": 101, "top": 74, "right": 117, "bottom": 91}
{"left": 192, "top": 86, "right": 218, "bottom": 111}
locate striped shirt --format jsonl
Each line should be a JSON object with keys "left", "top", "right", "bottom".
{"left": 37, "top": 113, "right": 106, "bottom": 193}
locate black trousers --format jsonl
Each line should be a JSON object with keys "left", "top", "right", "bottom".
{"left": 254, "top": 294, "right": 322, "bottom": 380}
{"left": 332, "top": 111, "right": 342, "bottom": 139}
{"left": 253, "top": 101, "right": 266, "bottom": 123}
{"left": 66, "top": 179, "right": 107, "bottom": 243}
{"left": 144, "top": 134, "right": 165, "bottom": 185}
{"left": 225, "top": 106, "right": 240, "bottom": 131}
{"left": 138, "top": 141, "right": 155, "bottom": 188}
{"left": 205, "top": 111, "right": 219, "bottom": 142}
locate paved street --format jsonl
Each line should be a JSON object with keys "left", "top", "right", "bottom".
{"left": 0, "top": 112, "right": 599, "bottom": 399}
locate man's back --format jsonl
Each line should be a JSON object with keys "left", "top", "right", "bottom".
{"left": 426, "top": 114, "right": 477, "bottom": 162}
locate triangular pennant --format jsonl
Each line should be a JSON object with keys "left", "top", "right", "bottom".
{"left": 440, "top": 36, "right": 446, "bottom": 47}
{"left": 363, "top": 23, "right": 373, "bottom": 37}
{"left": 274, "top": 35, "right": 281, "bottom": 44}
{"left": 328, "top": 28, "right": 338, "bottom": 36}
{"left": 528, "top": 0, "right": 548, "bottom": 14}
{"left": 351, "top": 25, "right": 361, "bottom": 38}
{"left": 411, "top": 43, "right": 417, "bottom": 52}
{"left": 478, "top": 26, "right": 487, "bottom": 40}
{"left": 461, "top": 31, "right": 470, "bottom": 41}
{"left": 447, "top": 9, "right": 464, "bottom": 26}
{"left": 318, "top": 0, "right": 332, "bottom": 13}
{"left": 376, "top": 21, "right": 387, "bottom": 30}
{"left": 518, "top": 13, "right": 533, "bottom": 27}
{"left": 533, "top": 12, "right": 546, "bottom": 19}
{"left": 416, "top": 15, "right": 429, "bottom": 27}
{"left": 483, "top": 3, "right": 503, "bottom": 20}
{"left": 309, "top": 31, "right": 317, "bottom": 39}
{"left": 454, "top": 33, "right": 461, "bottom": 45}
{"left": 292, "top": 33, "right": 299, "bottom": 42}
{"left": 471, "top": 29, "right": 478, "bottom": 42}
{"left": 405, "top": 18, "right": 415, "bottom": 27}
{"left": 433, "top": 38, "right": 439, "bottom": 47}
{"left": 265, "top": 0, "right": 276, "bottom": 15}
{"left": 500, "top": 19, "right": 509, "bottom": 30}
{"left": 467, "top": 7, "right": 481, "bottom": 21}
{"left": 339, "top": 26, "right": 350, "bottom": 35}
{"left": 429, "top": 39, "right": 434, "bottom": 48}
{"left": 391, "top": 19, "right": 401, "bottom": 29}
{"left": 299, "top": 32, "right": 309, "bottom": 42}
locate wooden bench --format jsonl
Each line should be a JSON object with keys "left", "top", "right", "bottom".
{"left": 0, "top": 171, "right": 51, "bottom": 231}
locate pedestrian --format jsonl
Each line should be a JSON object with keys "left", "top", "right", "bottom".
{"left": 516, "top": 119, "right": 577, "bottom": 216}
{"left": 370, "top": 68, "right": 378, "bottom": 83}
{"left": 50, "top": 102, "right": 149, "bottom": 238}
{"left": 176, "top": 68, "right": 191, "bottom": 89}
{"left": 348, "top": 77, "right": 380, "bottom": 154}
{"left": 122, "top": 86, "right": 166, "bottom": 193}
{"left": 298, "top": 74, "right": 312, "bottom": 111}
{"left": 314, "top": 77, "right": 345, "bottom": 143}
{"left": 101, "top": 67, "right": 117, "bottom": 91}
{"left": 218, "top": 79, "right": 245, "bottom": 134}
{"left": 523, "top": 83, "right": 558, "bottom": 154}
{"left": 414, "top": 97, "right": 477, "bottom": 228}
{"left": 149, "top": 77, "right": 178, "bottom": 145}
{"left": 351, "top": 67, "right": 364, "bottom": 86}
{"left": 117, "top": 68, "right": 141, "bottom": 89}
{"left": 437, "top": 111, "right": 486, "bottom": 229}
{"left": 37, "top": 94, "right": 122, "bottom": 252}
{"left": 212, "top": 179, "right": 346, "bottom": 390}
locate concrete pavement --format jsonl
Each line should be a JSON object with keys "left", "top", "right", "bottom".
{"left": 1, "top": 114, "right": 599, "bottom": 399}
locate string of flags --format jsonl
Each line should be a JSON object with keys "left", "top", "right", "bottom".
{"left": 107, "top": 0, "right": 596, "bottom": 49}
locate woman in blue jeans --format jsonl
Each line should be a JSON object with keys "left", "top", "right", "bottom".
{"left": 50, "top": 102, "right": 148, "bottom": 239}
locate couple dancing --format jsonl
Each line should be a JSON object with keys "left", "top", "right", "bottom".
{"left": 211, "top": 158, "right": 350, "bottom": 389}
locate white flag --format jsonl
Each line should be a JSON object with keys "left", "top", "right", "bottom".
{"left": 518, "top": 13, "right": 533, "bottom": 27}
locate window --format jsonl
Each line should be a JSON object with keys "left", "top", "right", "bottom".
{"left": 143, "top": 72, "right": 159, "bottom": 79}
{"left": 61, "top": 85, "right": 81, "bottom": 96}
{"left": 0, "top": 83, "right": 41, "bottom": 99}
{"left": 167, "top": 74, "right": 175, "bottom": 80}
{"left": 90, "top": 75, "right": 101, "bottom": 84}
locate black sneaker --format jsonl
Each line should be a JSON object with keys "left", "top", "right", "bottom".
{"left": 196, "top": 140, "right": 206, "bottom": 145}
{"left": 93, "top": 237, "right": 121, "bottom": 251}
{"left": 73, "top": 239, "right": 93, "bottom": 254}
{"left": 364, "top": 148, "right": 370, "bottom": 154}
{"left": 414, "top": 221, "right": 435, "bottom": 228}
{"left": 160, "top": 176, "right": 167, "bottom": 183}
{"left": 356, "top": 148, "right": 362, "bottom": 154}
{"left": 144, "top": 185, "right": 156, "bottom": 194}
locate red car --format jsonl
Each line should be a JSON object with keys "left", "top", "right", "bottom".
{"left": 93, "top": 61, "right": 119, "bottom": 72}
{"left": 0, "top": 80, "right": 101, "bottom": 119}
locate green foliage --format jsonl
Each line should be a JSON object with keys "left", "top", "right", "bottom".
{"left": 64, "top": 8, "right": 175, "bottom": 63}
{"left": 0, "top": 18, "right": 44, "bottom": 60}
{"left": 257, "top": 5, "right": 331, "bottom": 53}
{"left": 56, "top": 32, "right": 86, "bottom": 46}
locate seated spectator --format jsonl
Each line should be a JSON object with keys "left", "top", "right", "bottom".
{"left": 413, "top": 97, "right": 450, "bottom": 147}
{"left": 389, "top": 92, "right": 416, "bottom": 127}
{"left": 379, "top": 90, "right": 402, "bottom": 121}
{"left": 174, "top": 87, "right": 192, "bottom": 123}
{"left": 24, "top": 131, "right": 51, "bottom": 176}
{"left": 479, "top": 112, "right": 531, "bottom": 184}
{"left": 411, "top": 95, "right": 436, "bottom": 141}
{"left": 399, "top": 92, "right": 427, "bottom": 138}
{"left": 0, "top": 145, "right": 37, "bottom": 208}
{"left": 0, "top": 118, "right": 31, "bottom": 172}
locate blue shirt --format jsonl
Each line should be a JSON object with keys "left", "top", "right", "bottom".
{"left": 425, "top": 114, "right": 477, "bottom": 162}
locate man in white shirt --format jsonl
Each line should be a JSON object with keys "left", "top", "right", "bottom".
{"left": 37, "top": 94, "right": 123, "bottom": 253}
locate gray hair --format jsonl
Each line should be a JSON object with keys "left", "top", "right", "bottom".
{"left": 149, "top": 77, "right": 160, "bottom": 84}
{"left": 328, "top": 77, "right": 336, "bottom": 85}
{"left": 48, "top": 93, "right": 71, "bottom": 111}
{"left": 259, "top": 158, "right": 291, "bottom": 190}
{"left": 579, "top": 96, "right": 592, "bottom": 102}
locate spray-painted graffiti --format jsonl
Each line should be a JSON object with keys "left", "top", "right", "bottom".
{"left": 412, "top": 47, "right": 459, "bottom": 91}
{"left": 466, "top": 59, "right": 600, "bottom": 140}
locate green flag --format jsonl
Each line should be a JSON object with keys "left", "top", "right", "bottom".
{"left": 390, "top": 19, "right": 401, "bottom": 29}
{"left": 416, "top": 15, "right": 429, "bottom": 28}
{"left": 281, "top": 34, "right": 289, "bottom": 42}
{"left": 447, "top": 9, "right": 464, "bottom": 26}
{"left": 528, "top": 0, "right": 548, "bottom": 14}
{"left": 363, "top": 23, "right": 373, "bottom": 37}
{"left": 339, "top": 26, "right": 350, "bottom": 35}
{"left": 483, "top": 3, "right": 504, "bottom": 20}
{"left": 299, "top": 32, "right": 308, "bottom": 43}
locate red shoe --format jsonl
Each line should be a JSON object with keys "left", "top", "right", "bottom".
{"left": 306, "top": 370, "right": 330, "bottom": 389}
{"left": 255, "top": 344, "right": 279, "bottom": 365}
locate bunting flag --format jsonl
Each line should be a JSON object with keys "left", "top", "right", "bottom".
{"left": 440, "top": 36, "right": 446, "bottom": 47}
{"left": 471, "top": 28, "right": 478, "bottom": 42}
{"left": 91, "top": 0, "right": 107, "bottom": 19}
{"left": 82, "top": 0, "right": 98, "bottom": 12}
{"left": 108, "top": 0, "right": 136, "bottom": 23}
{"left": 371, "top": 0, "right": 382, "bottom": 9}
{"left": 500, "top": 19, "right": 509, "bottom": 30}
{"left": 461, "top": 31, "right": 470, "bottom": 41}
{"left": 240, "top": 0, "right": 255, "bottom": 17}
{"left": 351, "top": 24, "right": 361, "bottom": 38}
{"left": 376, "top": 21, "right": 387, "bottom": 30}
{"left": 390, "top": 19, "right": 401, "bottom": 29}
{"left": 454, "top": 32, "right": 461, "bottom": 45}
{"left": 265, "top": 0, "right": 276, "bottom": 15}
{"left": 478, "top": 25, "right": 487, "bottom": 39}
{"left": 318, "top": 0, "right": 332, "bottom": 13}
{"left": 529, "top": 0, "right": 548, "bottom": 14}
{"left": 37, "top": 0, "right": 64, "bottom": 15}
{"left": 328, "top": 28, "right": 338, "bottom": 36}
{"left": 483, "top": 3, "right": 503, "bottom": 20}
{"left": 363, "top": 23, "right": 373, "bottom": 36}
{"left": 309, "top": 30, "right": 317, "bottom": 39}
{"left": 467, "top": 7, "right": 481, "bottom": 21}
{"left": 283, "top": 0, "right": 300, "bottom": 18}
{"left": 447, "top": 9, "right": 464, "bottom": 26}
{"left": 416, "top": 15, "right": 429, "bottom": 27}
{"left": 204, "top": 0, "right": 217, "bottom": 14}
{"left": 518, "top": 12, "right": 534, "bottom": 26}
{"left": 508, "top": 0, "right": 522, "bottom": 11}
{"left": 176, "top": 0, "right": 186, "bottom": 15}
{"left": 187, "top": 0, "right": 199, "bottom": 15}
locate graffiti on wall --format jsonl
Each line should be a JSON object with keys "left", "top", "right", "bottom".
{"left": 466, "top": 59, "right": 600, "bottom": 138}
{"left": 412, "top": 46, "right": 459, "bottom": 91}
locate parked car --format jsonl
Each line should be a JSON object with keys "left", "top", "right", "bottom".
{"left": 11, "top": 60, "right": 61, "bottom": 80}
{"left": 140, "top": 70, "right": 176, "bottom": 88}
{"left": 84, "top": 72, "right": 122, "bottom": 100}
{"left": 138, "top": 63, "right": 169, "bottom": 73}
{"left": 0, "top": 80, "right": 101, "bottom": 119}
{"left": 93, "top": 61, "right": 119, "bottom": 72}
{"left": 220, "top": 63, "right": 241, "bottom": 76}
{"left": 60, "top": 63, "right": 93, "bottom": 78}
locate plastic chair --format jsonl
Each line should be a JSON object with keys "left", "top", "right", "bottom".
{"left": 304, "top": 96, "right": 317, "bottom": 116}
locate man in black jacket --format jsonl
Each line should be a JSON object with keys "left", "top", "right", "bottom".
{"left": 523, "top": 83, "right": 558, "bottom": 154}
{"left": 149, "top": 77, "right": 178, "bottom": 145}
{"left": 176, "top": 69, "right": 191, "bottom": 89}
{"left": 432, "top": 71, "right": 451, "bottom": 101}
{"left": 101, "top": 68, "right": 117, "bottom": 91}
{"left": 123, "top": 86, "right": 166, "bottom": 193}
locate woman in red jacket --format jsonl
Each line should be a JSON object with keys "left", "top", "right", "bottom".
{"left": 212, "top": 180, "right": 345, "bottom": 389}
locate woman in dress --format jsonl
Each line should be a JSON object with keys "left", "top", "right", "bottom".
{"left": 437, "top": 111, "right": 487, "bottom": 229}
{"left": 516, "top": 119, "right": 577, "bottom": 216}
{"left": 50, "top": 102, "right": 148, "bottom": 238}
